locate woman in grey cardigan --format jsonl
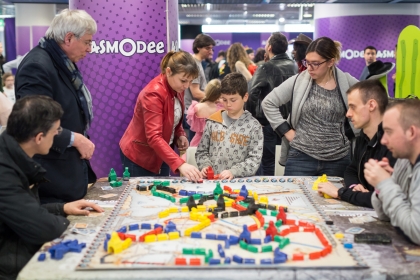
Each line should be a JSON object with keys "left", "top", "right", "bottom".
{"left": 262, "top": 37, "right": 359, "bottom": 177}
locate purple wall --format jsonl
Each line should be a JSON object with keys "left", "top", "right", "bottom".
{"left": 31, "top": 26, "right": 49, "bottom": 49}
{"left": 70, "top": 0, "right": 177, "bottom": 177}
{"left": 316, "top": 15, "right": 420, "bottom": 96}
{"left": 16, "top": 26, "right": 30, "bottom": 55}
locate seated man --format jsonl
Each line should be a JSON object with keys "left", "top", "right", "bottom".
{"left": 365, "top": 99, "right": 420, "bottom": 245}
{"left": 318, "top": 80, "right": 396, "bottom": 207}
{"left": 0, "top": 96, "right": 103, "bottom": 279}
{"left": 196, "top": 72, "right": 263, "bottom": 180}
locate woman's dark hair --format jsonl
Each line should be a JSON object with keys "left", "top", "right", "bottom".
{"left": 160, "top": 50, "right": 199, "bottom": 79}
{"left": 253, "top": 48, "right": 265, "bottom": 63}
{"left": 293, "top": 42, "right": 308, "bottom": 62}
{"left": 306, "top": 37, "right": 341, "bottom": 65}
{"left": 7, "top": 95, "right": 63, "bottom": 143}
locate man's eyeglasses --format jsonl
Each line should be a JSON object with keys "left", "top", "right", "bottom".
{"left": 302, "top": 59, "right": 330, "bottom": 70}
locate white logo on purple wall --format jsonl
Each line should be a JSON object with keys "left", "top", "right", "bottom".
{"left": 215, "top": 40, "right": 231, "bottom": 46}
{"left": 341, "top": 49, "right": 395, "bottom": 60}
{"left": 90, "top": 39, "right": 165, "bottom": 56}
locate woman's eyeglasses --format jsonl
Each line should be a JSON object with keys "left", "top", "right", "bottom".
{"left": 302, "top": 59, "right": 330, "bottom": 70}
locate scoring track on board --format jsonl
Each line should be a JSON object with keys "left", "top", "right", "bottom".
{"left": 77, "top": 177, "right": 367, "bottom": 270}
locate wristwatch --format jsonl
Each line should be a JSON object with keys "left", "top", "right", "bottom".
{"left": 337, "top": 187, "right": 345, "bottom": 200}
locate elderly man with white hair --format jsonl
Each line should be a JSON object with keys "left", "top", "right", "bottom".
{"left": 16, "top": 9, "right": 97, "bottom": 204}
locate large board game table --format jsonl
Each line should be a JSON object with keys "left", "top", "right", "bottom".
{"left": 18, "top": 176, "right": 420, "bottom": 280}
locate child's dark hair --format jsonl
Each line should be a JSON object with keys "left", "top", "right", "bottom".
{"left": 201, "top": 79, "right": 222, "bottom": 103}
{"left": 220, "top": 73, "right": 247, "bottom": 98}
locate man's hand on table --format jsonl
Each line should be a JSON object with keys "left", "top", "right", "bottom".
{"left": 64, "top": 199, "right": 104, "bottom": 216}
{"left": 317, "top": 182, "right": 339, "bottom": 198}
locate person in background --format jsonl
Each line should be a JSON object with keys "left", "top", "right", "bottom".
{"left": 247, "top": 32, "right": 297, "bottom": 176}
{"left": 196, "top": 73, "right": 263, "bottom": 180}
{"left": 183, "top": 33, "right": 215, "bottom": 143}
{"left": 227, "top": 43, "right": 257, "bottom": 82}
{"left": 2, "top": 73, "right": 15, "bottom": 104}
{"left": 0, "top": 96, "right": 103, "bottom": 279}
{"left": 2, "top": 53, "right": 27, "bottom": 74}
{"left": 254, "top": 47, "right": 266, "bottom": 67}
{"left": 292, "top": 33, "right": 312, "bottom": 73}
{"left": 15, "top": 9, "right": 97, "bottom": 204}
{"left": 262, "top": 37, "right": 359, "bottom": 177}
{"left": 0, "top": 91, "right": 12, "bottom": 129}
{"left": 365, "top": 99, "right": 420, "bottom": 245}
{"left": 318, "top": 80, "right": 396, "bottom": 207}
{"left": 0, "top": 42, "right": 5, "bottom": 92}
{"left": 120, "top": 51, "right": 202, "bottom": 182}
{"left": 246, "top": 48, "right": 255, "bottom": 61}
{"left": 186, "top": 79, "right": 223, "bottom": 148}
{"left": 360, "top": 46, "right": 377, "bottom": 81}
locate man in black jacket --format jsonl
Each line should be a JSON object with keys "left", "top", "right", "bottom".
{"left": 16, "top": 9, "right": 97, "bottom": 203}
{"left": 318, "top": 80, "right": 396, "bottom": 207}
{"left": 246, "top": 32, "right": 297, "bottom": 175}
{"left": 0, "top": 96, "right": 103, "bottom": 279}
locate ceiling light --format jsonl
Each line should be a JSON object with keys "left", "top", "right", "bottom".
{"left": 303, "top": 13, "right": 312, "bottom": 18}
{"left": 244, "top": 11, "right": 248, "bottom": 15}
{"left": 279, "top": 17, "right": 285, "bottom": 23}
{"left": 279, "top": 4, "right": 285, "bottom": 10}
{"left": 206, "top": 3, "right": 211, "bottom": 11}
{"left": 205, "top": 17, "right": 212, "bottom": 24}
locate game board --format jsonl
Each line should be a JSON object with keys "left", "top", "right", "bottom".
{"left": 76, "top": 176, "right": 367, "bottom": 270}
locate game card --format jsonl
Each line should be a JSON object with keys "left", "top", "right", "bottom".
{"left": 345, "top": 227, "right": 365, "bottom": 234}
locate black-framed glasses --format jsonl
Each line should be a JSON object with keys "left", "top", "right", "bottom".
{"left": 302, "top": 59, "right": 329, "bottom": 69}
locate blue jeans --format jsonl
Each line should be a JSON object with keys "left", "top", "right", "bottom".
{"left": 256, "top": 125, "right": 281, "bottom": 176}
{"left": 284, "top": 147, "right": 351, "bottom": 177}
{"left": 183, "top": 113, "right": 196, "bottom": 143}
{"left": 120, "top": 149, "right": 170, "bottom": 177}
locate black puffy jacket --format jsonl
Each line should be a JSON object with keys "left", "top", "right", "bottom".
{"left": 0, "top": 133, "right": 69, "bottom": 279}
{"left": 246, "top": 53, "right": 297, "bottom": 125}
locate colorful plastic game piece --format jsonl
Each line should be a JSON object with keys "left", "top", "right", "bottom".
{"left": 108, "top": 232, "right": 132, "bottom": 253}
{"left": 108, "top": 168, "right": 117, "bottom": 182}
{"left": 239, "top": 185, "right": 248, "bottom": 198}
{"left": 335, "top": 232, "right": 344, "bottom": 239}
{"left": 38, "top": 252, "right": 46, "bottom": 261}
{"left": 261, "top": 258, "right": 272, "bottom": 265}
{"left": 175, "top": 257, "right": 187, "bottom": 265}
{"left": 242, "top": 258, "right": 255, "bottom": 264}
{"left": 344, "top": 243, "right": 353, "bottom": 249}
{"left": 217, "top": 244, "right": 225, "bottom": 258}
{"left": 247, "top": 245, "right": 258, "bottom": 253}
{"left": 217, "top": 195, "right": 226, "bottom": 211}
{"left": 209, "top": 258, "right": 221, "bottom": 265}
{"left": 140, "top": 223, "right": 152, "bottom": 230}
{"left": 207, "top": 166, "right": 214, "bottom": 180}
{"left": 213, "top": 182, "right": 223, "bottom": 195}
{"left": 186, "top": 196, "right": 197, "bottom": 211}
{"left": 265, "top": 221, "right": 278, "bottom": 240}
{"left": 239, "top": 225, "right": 251, "bottom": 243}
{"left": 189, "top": 258, "right": 201, "bottom": 266}
{"left": 249, "top": 238, "right": 262, "bottom": 245}
{"left": 122, "top": 167, "right": 130, "bottom": 181}
{"left": 232, "top": 255, "right": 243, "bottom": 264}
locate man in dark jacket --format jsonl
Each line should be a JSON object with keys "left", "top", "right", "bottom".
{"left": 318, "top": 80, "right": 396, "bottom": 207}
{"left": 0, "top": 96, "right": 103, "bottom": 279}
{"left": 16, "top": 9, "right": 97, "bottom": 203}
{"left": 246, "top": 32, "right": 297, "bottom": 175}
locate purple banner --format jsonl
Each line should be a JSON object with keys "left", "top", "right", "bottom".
{"left": 180, "top": 39, "right": 194, "bottom": 53}
{"left": 316, "top": 15, "right": 420, "bottom": 96}
{"left": 31, "top": 26, "right": 49, "bottom": 49}
{"left": 16, "top": 26, "right": 30, "bottom": 56}
{"left": 206, "top": 33, "right": 232, "bottom": 59}
{"left": 70, "top": 0, "right": 177, "bottom": 177}
{"left": 4, "top": 18, "right": 16, "bottom": 62}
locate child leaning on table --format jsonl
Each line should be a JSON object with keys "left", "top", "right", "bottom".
{"left": 195, "top": 72, "right": 263, "bottom": 180}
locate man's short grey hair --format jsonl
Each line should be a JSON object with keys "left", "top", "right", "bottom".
{"left": 45, "top": 9, "right": 97, "bottom": 43}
